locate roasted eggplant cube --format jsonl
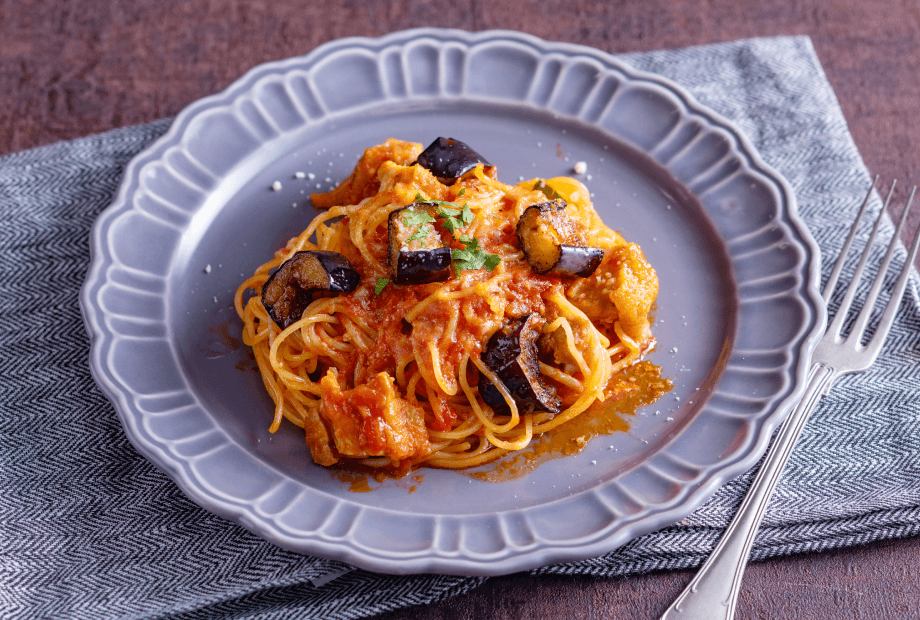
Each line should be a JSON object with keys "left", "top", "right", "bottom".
{"left": 388, "top": 203, "right": 452, "bottom": 285}
{"left": 480, "top": 314, "right": 561, "bottom": 415}
{"left": 261, "top": 250, "right": 360, "bottom": 328}
{"left": 516, "top": 200, "right": 604, "bottom": 277}
{"left": 415, "top": 137, "right": 491, "bottom": 183}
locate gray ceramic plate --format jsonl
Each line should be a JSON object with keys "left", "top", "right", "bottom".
{"left": 81, "top": 29, "right": 825, "bottom": 576}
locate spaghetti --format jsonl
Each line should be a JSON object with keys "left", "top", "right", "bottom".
{"left": 235, "top": 139, "right": 660, "bottom": 473}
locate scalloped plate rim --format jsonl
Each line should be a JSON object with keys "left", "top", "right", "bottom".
{"left": 80, "top": 28, "right": 826, "bottom": 576}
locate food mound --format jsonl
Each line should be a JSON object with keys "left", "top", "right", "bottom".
{"left": 235, "top": 138, "right": 660, "bottom": 472}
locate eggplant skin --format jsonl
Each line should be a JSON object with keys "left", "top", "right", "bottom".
{"left": 555, "top": 245, "right": 604, "bottom": 278}
{"left": 480, "top": 314, "right": 561, "bottom": 415}
{"left": 262, "top": 250, "right": 360, "bottom": 328}
{"left": 387, "top": 203, "right": 452, "bottom": 285}
{"left": 394, "top": 248, "right": 452, "bottom": 285}
{"left": 415, "top": 137, "right": 491, "bottom": 183}
{"left": 516, "top": 200, "right": 604, "bottom": 277}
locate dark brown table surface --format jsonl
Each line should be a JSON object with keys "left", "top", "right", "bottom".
{"left": 5, "top": 2, "right": 919, "bottom": 618}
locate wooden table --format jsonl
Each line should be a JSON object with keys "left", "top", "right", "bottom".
{"left": 5, "top": 1, "right": 919, "bottom": 618}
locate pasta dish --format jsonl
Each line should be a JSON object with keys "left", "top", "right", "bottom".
{"left": 235, "top": 138, "right": 661, "bottom": 473}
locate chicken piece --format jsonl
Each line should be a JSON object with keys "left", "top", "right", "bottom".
{"left": 318, "top": 371, "right": 431, "bottom": 464}
{"left": 566, "top": 242, "right": 658, "bottom": 348}
{"left": 311, "top": 139, "right": 423, "bottom": 208}
{"left": 608, "top": 243, "right": 658, "bottom": 346}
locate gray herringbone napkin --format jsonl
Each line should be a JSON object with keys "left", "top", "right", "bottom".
{"left": 2, "top": 36, "right": 919, "bottom": 619}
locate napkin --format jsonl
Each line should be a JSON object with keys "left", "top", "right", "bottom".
{"left": 2, "top": 35, "right": 919, "bottom": 620}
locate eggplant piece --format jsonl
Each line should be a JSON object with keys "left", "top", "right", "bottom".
{"left": 480, "top": 314, "right": 561, "bottom": 415}
{"left": 262, "top": 250, "right": 360, "bottom": 328}
{"left": 415, "top": 137, "right": 491, "bottom": 183}
{"left": 387, "top": 203, "right": 452, "bottom": 285}
{"left": 516, "top": 200, "right": 604, "bottom": 277}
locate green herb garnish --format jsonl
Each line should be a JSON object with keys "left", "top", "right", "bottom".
{"left": 401, "top": 207, "right": 436, "bottom": 228}
{"left": 399, "top": 206, "right": 436, "bottom": 247}
{"left": 411, "top": 194, "right": 500, "bottom": 272}
{"left": 415, "top": 193, "right": 475, "bottom": 235}
{"left": 452, "top": 235, "right": 501, "bottom": 271}
{"left": 374, "top": 277, "right": 390, "bottom": 295}
{"left": 533, "top": 180, "right": 563, "bottom": 201}
{"left": 436, "top": 203, "right": 474, "bottom": 234}
{"left": 404, "top": 224, "right": 431, "bottom": 245}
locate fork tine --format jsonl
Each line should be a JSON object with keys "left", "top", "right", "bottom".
{"left": 850, "top": 186, "right": 918, "bottom": 347}
{"left": 823, "top": 175, "right": 880, "bottom": 302}
{"left": 861, "top": 189, "right": 920, "bottom": 361}
{"left": 827, "top": 179, "right": 897, "bottom": 340}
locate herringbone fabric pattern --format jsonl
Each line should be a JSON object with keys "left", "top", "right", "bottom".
{"left": 1, "top": 36, "right": 918, "bottom": 619}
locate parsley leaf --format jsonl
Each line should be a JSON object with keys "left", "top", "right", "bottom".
{"left": 451, "top": 247, "right": 485, "bottom": 271}
{"left": 415, "top": 193, "right": 462, "bottom": 211}
{"left": 437, "top": 207, "right": 461, "bottom": 234}
{"left": 460, "top": 203, "right": 474, "bottom": 226}
{"left": 404, "top": 223, "right": 431, "bottom": 245}
{"left": 482, "top": 253, "right": 502, "bottom": 271}
{"left": 440, "top": 218, "right": 459, "bottom": 235}
{"left": 398, "top": 206, "right": 436, "bottom": 248}
{"left": 374, "top": 277, "right": 390, "bottom": 295}
{"left": 533, "top": 180, "right": 563, "bottom": 201}
{"left": 452, "top": 235, "right": 500, "bottom": 272}
{"left": 401, "top": 208, "right": 436, "bottom": 228}
{"left": 435, "top": 205, "right": 458, "bottom": 216}
{"left": 414, "top": 194, "right": 476, "bottom": 236}
{"left": 410, "top": 194, "right": 498, "bottom": 272}
{"left": 436, "top": 204, "right": 475, "bottom": 235}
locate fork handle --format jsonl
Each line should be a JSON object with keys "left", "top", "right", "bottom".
{"left": 660, "top": 363, "right": 834, "bottom": 620}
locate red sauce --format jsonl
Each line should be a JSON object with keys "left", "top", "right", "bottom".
{"left": 324, "top": 360, "right": 670, "bottom": 491}
{"left": 466, "top": 360, "right": 672, "bottom": 482}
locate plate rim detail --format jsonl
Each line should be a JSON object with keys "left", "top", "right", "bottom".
{"left": 80, "top": 28, "right": 826, "bottom": 575}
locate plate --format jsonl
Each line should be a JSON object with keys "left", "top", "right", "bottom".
{"left": 80, "top": 29, "right": 825, "bottom": 575}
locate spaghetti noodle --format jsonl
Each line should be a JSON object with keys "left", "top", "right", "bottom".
{"left": 235, "top": 139, "right": 660, "bottom": 473}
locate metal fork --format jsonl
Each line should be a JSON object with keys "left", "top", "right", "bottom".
{"left": 661, "top": 178, "right": 920, "bottom": 620}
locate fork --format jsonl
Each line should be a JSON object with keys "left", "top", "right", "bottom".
{"left": 660, "top": 178, "right": 920, "bottom": 620}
